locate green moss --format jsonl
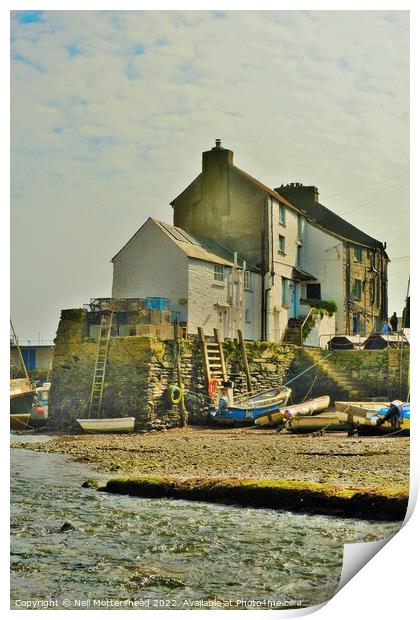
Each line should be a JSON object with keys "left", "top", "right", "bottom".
{"left": 102, "top": 476, "right": 408, "bottom": 520}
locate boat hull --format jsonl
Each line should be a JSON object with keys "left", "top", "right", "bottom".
{"left": 255, "top": 396, "right": 330, "bottom": 427}
{"left": 211, "top": 388, "right": 291, "bottom": 424}
{"left": 10, "top": 413, "right": 33, "bottom": 431}
{"left": 335, "top": 402, "right": 410, "bottom": 433}
{"left": 285, "top": 412, "right": 349, "bottom": 433}
{"left": 76, "top": 417, "right": 135, "bottom": 433}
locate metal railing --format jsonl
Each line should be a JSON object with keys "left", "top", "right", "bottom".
{"left": 300, "top": 307, "right": 315, "bottom": 346}
{"left": 318, "top": 331, "right": 410, "bottom": 350}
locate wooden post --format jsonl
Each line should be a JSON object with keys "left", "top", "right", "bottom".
{"left": 238, "top": 329, "right": 252, "bottom": 393}
{"left": 174, "top": 322, "right": 187, "bottom": 427}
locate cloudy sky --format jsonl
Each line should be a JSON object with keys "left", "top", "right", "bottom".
{"left": 10, "top": 10, "right": 409, "bottom": 340}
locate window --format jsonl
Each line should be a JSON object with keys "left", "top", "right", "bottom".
{"left": 282, "top": 278, "right": 287, "bottom": 306}
{"left": 279, "top": 205, "right": 286, "bottom": 226}
{"left": 244, "top": 270, "right": 251, "bottom": 290}
{"left": 354, "top": 279, "right": 362, "bottom": 300}
{"left": 298, "top": 215, "right": 304, "bottom": 240}
{"left": 306, "top": 283, "right": 321, "bottom": 300}
{"left": 354, "top": 246, "right": 363, "bottom": 262}
{"left": 245, "top": 309, "right": 251, "bottom": 324}
{"left": 297, "top": 245, "right": 303, "bottom": 267}
{"left": 214, "top": 264, "right": 224, "bottom": 282}
{"left": 278, "top": 235, "right": 286, "bottom": 254}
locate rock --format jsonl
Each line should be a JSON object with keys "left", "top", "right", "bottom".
{"left": 60, "top": 522, "right": 75, "bottom": 532}
{"left": 82, "top": 479, "right": 101, "bottom": 489}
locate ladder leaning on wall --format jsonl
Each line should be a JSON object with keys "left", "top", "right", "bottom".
{"left": 87, "top": 312, "right": 113, "bottom": 418}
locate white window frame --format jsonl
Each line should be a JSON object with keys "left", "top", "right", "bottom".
{"left": 279, "top": 204, "right": 286, "bottom": 226}
{"left": 214, "top": 264, "right": 225, "bottom": 282}
{"left": 244, "top": 270, "right": 251, "bottom": 290}
{"left": 278, "top": 235, "right": 286, "bottom": 254}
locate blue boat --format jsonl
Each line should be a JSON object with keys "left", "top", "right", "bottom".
{"left": 210, "top": 387, "right": 291, "bottom": 425}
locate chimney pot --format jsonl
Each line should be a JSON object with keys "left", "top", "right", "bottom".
{"left": 215, "top": 138, "right": 221, "bottom": 148}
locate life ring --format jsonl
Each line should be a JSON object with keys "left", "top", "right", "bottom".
{"left": 167, "top": 384, "right": 182, "bottom": 405}
{"left": 208, "top": 379, "right": 219, "bottom": 398}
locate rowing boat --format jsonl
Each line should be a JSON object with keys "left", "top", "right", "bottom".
{"left": 335, "top": 401, "right": 410, "bottom": 433}
{"left": 76, "top": 417, "right": 136, "bottom": 433}
{"left": 210, "top": 387, "right": 291, "bottom": 424}
{"left": 285, "top": 411, "right": 349, "bottom": 433}
{"left": 255, "top": 395, "right": 330, "bottom": 427}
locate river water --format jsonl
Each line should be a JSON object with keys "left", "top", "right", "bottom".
{"left": 11, "top": 435, "right": 401, "bottom": 610}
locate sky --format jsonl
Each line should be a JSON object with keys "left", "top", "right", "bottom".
{"left": 10, "top": 9, "right": 409, "bottom": 341}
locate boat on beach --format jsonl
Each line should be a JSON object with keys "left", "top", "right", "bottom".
{"left": 210, "top": 386, "right": 291, "bottom": 424}
{"left": 284, "top": 411, "right": 349, "bottom": 433}
{"left": 335, "top": 401, "right": 410, "bottom": 433}
{"left": 76, "top": 417, "right": 136, "bottom": 433}
{"left": 255, "top": 395, "right": 330, "bottom": 427}
{"left": 10, "top": 378, "right": 35, "bottom": 430}
{"left": 30, "top": 382, "right": 51, "bottom": 427}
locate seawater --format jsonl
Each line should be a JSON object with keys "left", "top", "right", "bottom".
{"left": 10, "top": 434, "right": 401, "bottom": 610}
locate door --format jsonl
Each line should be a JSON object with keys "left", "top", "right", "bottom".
{"left": 289, "top": 282, "right": 298, "bottom": 319}
{"left": 22, "top": 349, "right": 36, "bottom": 370}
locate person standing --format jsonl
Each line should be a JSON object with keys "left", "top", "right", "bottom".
{"left": 382, "top": 321, "right": 391, "bottom": 334}
{"left": 390, "top": 312, "right": 398, "bottom": 332}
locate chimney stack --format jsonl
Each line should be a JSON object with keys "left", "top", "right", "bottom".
{"left": 275, "top": 183, "right": 319, "bottom": 207}
{"left": 202, "top": 139, "right": 233, "bottom": 171}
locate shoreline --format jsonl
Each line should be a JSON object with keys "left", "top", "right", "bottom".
{"left": 11, "top": 426, "right": 410, "bottom": 520}
{"left": 98, "top": 476, "right": 408, "bottom": 521}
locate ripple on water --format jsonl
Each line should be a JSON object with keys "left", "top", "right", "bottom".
{"left": 10, "top": 442, "right": 402, "bottom": 609}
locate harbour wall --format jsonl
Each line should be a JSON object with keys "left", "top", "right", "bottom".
{"left": 48, "top": 309, "right": 409, "bottom": 431}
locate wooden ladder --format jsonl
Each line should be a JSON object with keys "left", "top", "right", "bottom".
{"left": 198, "top": 327, "right": 228, "bottom": 386}
{"left": 87, "top": 312, "right": 113, "bottom": 418}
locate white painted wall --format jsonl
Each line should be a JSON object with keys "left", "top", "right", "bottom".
{"left": 187, "top": 258, "right": 261, "bottom": 339}
{"left": 264, "top": 198, "right": 342, "bottom": 341}
{"left": 266, "top": 197, "right": 302, "bottom": 341}
{"left": 303, "top": 224, "right": 344, "bottom": 331}
{"left": 303, "top": 312, "right": 336, "bottom": 348}
{"left": 112, "top": 219, "right": 189, "bottom": 321}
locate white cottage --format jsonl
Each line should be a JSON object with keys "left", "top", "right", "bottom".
{"left": 112, "top": 218, "right": 261, "bottom": 339}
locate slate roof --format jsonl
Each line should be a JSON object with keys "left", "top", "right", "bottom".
{"left": 289, "top": 200, "right": 382, "bottom": 250}
{"left": 112, "top": 218, "right": 258, "bottom": 270}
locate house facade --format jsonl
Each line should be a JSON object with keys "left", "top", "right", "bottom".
{"left": 112, "top": 218, "right": 261, "bottom": 339}
{"left": 112, "top": 141, "right": 388, "bottom": 342}
{"left": 171, "top": 141, "right": 389, "bottom": 340}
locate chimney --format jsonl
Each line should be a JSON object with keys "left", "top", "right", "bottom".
{"left": 202, "top": 139, "right": 233, "bottom": 171}
{"left": 275, "top": 183, "right": 319, "bottom": 207}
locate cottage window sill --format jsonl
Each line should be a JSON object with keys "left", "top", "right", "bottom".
{"left": 212, "top": 282, "right": 225, "bottom": 288}
{"left": 278, "top": 251, "right": 286, "bottom": 256}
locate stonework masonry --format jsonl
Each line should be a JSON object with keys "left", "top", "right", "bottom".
{"left": 48, "top": 309, "right": 409, "bottom": 431}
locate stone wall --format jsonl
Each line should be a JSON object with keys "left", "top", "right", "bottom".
{"left": 286, "top": 349, "right": 409, "bottom": 404}
{"left": 48, "top": 309, "right": 409, "bottom": 431}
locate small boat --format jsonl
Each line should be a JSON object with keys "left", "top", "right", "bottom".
{"left": 210, "top": 387, "right": 291, "bottom": 424}
{"left": 76, "top": 417, "right": 136, "bottom": 433}
{"left": 335, "top": 401, "right": 410, "bottom": 433}
{"left": 10, "top": 378, "right": 35, "bottom": 430}
{"left": 30, "top": 382, "right": 51, "bottom": 427}
{"left": 255, "top": 395, "right": 330, "bottom": 427}
{"left": 285, "top": 412, "right": 349, "bottom": 433}
{"left": 10, "top": 323, "right": 35, "bottom": 431}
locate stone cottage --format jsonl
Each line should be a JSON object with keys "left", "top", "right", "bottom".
{"left": 112, "top": 140, "right": 389, "bottom": 341}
